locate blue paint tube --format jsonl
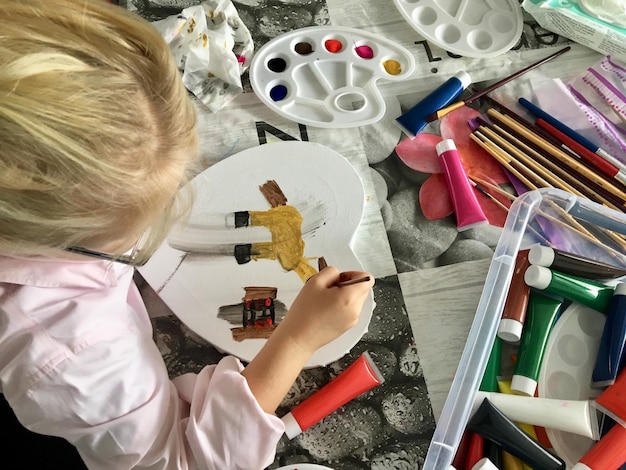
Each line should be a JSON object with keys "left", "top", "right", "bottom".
{"left": 511, "top": 291, "right": 562, "bottom": 396}
{"left": 467, "top": 399, "right": 566, "bottom": 470}
{"left": 524, "top": 265, "right": 615, "bottom": 313}
{"left": 395, "top": 71, "right": 471, "bottom": 137}
{"left": 592, "top": 283, "right": 626, "bottom": 388}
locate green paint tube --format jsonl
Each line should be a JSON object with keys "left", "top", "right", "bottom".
{"left": 524, "top": 265, "right": 615, "bottom": 314}
{"left": 480, "top": 336, "right": 502, "bottom": 393}
{"left": 511, "top": 291, "right": 562, "bottom": 396}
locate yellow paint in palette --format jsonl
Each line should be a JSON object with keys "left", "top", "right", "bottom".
{"left": 383, "top": 60, "right": 402, "bottom": 76}
{"left": 497, "top": 380, "right": 535, "bottom": 470}
{"left": 249, "top": 205, "right": 317, "bottom": 282}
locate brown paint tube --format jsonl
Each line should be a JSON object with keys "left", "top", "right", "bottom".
{"left": 498, "top": 249, "right": 531, "bottom": 344}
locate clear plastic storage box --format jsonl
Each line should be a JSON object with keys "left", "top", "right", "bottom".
{"left": 423, "top": 188, "right": 626, "bottom": 470}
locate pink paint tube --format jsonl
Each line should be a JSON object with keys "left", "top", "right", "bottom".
{"left": 436, "top": 139, "right": 488, "bottom": 231}
{"left": 281, "top": 351, "right": 384, "bottom": 439}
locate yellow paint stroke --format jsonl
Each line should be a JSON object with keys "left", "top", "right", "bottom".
{"left": 249, "top": 205, "right": 317, "bottom": 282}
{"left": 187, "top": 17, "right": 196, "bottom": 34}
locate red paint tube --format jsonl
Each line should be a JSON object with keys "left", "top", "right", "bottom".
{"left": 571, "top": 420, "right": 626, "bottom": 470}
{"left": 595, "top": 366, "right": 626, "bottom": 427}
{"left": 281, "top": 351, "right": 384, "bottom": 439}
{"left": 436, "top": 139, "right": 489, "bottom": 231}
{"left": 452, "top": 430, "right": 472, "bottom": 470}
{"left": 465, "top": 432, "right": 484, "bottom": 470}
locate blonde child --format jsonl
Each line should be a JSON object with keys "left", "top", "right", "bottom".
{"left": 0, "top": 1, "right": 374, "bottom": 468}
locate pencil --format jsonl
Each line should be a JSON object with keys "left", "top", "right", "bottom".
{"left": 477, "top": 124, "right": 585, "bottom": 197}
{"left": 535, "top": 118, "right": 626, "bottom": 186}
{"left": 475, "top": 130, "right": 626, "bottom": 250}
{"left": 487, "top": 109, "right": 626, "bottom": 207}
{"left": 479, "top": 119, "right": 625, "bottom": 210}
{"left": 518, "top": 97, "right": 626, "bottom": 175}
{"left": 426, "top": 46, "right": 571, "bottom": 122}
{"left": 471, "top": 132, "right": 542, "bottom": 190}
{"left": 480, "top": 94, "right": 580, "bottom": 158}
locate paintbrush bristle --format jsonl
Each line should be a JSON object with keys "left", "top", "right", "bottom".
{"left": 425, "top": 111, "right": 438, "bottom": 123}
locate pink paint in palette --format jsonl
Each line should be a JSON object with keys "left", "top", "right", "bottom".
{"left": 249, "top": 26, "right": 415, "bottom": 128}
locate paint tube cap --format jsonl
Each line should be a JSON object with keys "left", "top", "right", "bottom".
{"left": 528, "top": 245, "right": 555, "bottom": 267}
{"left": 510, "top": 374, "right": 537, "bottom": 396}
{"left": 524, "top": 265, "right": 551, "bottom": 290}
{"left": 435, "top": 138, "right": 457, "bottom": 156}
{"left": 454, "top": 71, "right": 472, "bottom": 89}
{"left": 281, "top": 412, "right": 303, "bottom": 439}
{"left": 497, "top": 319, "right": 523, "bottom": 343}
{"left": 471, "top": 458, "right": 498, "bottom": 470}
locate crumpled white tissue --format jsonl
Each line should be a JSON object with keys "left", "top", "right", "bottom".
{"left": 153, "top": 1, "right": 254, "bottom": 112}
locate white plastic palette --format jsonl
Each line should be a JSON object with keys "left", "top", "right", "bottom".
{"left": 538, "top": 302, "right": 606, "bottom": 469}
{"left": 249, "top": 26, "right": 415, "bottom": 128}
{"left": 393, "top": 0, "right": 523, "bottom": 58}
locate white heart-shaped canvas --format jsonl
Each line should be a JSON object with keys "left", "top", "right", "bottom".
{"left": 139, "top": 141, "right": 373, "bottom": 367}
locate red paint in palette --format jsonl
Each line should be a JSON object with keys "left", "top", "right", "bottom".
{"left": 324, "top": 39, "right": 343, "bottom": 53}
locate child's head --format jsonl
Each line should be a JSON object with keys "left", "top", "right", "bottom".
{"left": 0, "top": 0, "right": 199, "bottom": 264}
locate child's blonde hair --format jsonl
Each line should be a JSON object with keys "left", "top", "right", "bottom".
{"left": 0, "top": 0, "right": 199, "bottom": 264}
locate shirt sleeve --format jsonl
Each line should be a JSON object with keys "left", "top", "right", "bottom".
{"left": 173, "top": 357, "right": 285, "bottom": 470}
{"left": 9, "top": 332, "right": 285, "bottom": 470}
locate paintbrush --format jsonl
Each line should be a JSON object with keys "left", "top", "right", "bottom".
{"left": 425, "top": 46, "right": 571, "bottom": 122}
{"left": 335, "top": 276, "right": 371, "bottom": 287}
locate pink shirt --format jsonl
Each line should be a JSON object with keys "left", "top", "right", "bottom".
{"left": 0, "top": 255, "right": 284, "bottom": 469}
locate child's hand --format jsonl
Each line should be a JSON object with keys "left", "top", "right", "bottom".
{"left": 278, "top": 266, "right": 374, "bottom": 355}
{"left": 242, "top": 266, "right": 374, "bottom": 413}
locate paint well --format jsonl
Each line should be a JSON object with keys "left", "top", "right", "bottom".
{"left": 269, "top": 84, "right": 288, "bottom": 101}
{"left": 294, "top": 41, "right": 313, "bottom": 55}
{"left": 355, "top": 44, "right": 374, "bottom": 59}
{"left": 267, "top": 57, "right": 287, "bottom": 73}
{"left": 383, "top": 59, "right": 402, "bottom": 75}
{"left": 325, "top": 39, "right": 343, "bottom": 53}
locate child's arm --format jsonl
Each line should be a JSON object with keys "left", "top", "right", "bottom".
{"left": 241, "top": 266, "right": 374, "bottom": 414}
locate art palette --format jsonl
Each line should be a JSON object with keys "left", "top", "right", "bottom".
{"left": 138, "top": 141, "right": 374, "bottom": 368}
{"left": 249, "top": 26, "right": 415, "bottom": 128}
{"left": 537, "top": 302, "right": 606, "bottom": 469}
{"left": 392, "top": 0, "right": 523, "bottom": 58}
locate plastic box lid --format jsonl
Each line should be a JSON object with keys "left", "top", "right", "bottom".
{"left": 423, "top": 188, "right": 626, "bottom": 470}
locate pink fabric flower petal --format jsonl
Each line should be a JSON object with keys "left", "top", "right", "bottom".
{"left": 419, "top": 173, "right": 453, "bottom": 220}
{"left": 395, "top": 133, "right": 443, "bottom": 174}
{"left": 440, "top": 106, "right": 509, "bottom": 184}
